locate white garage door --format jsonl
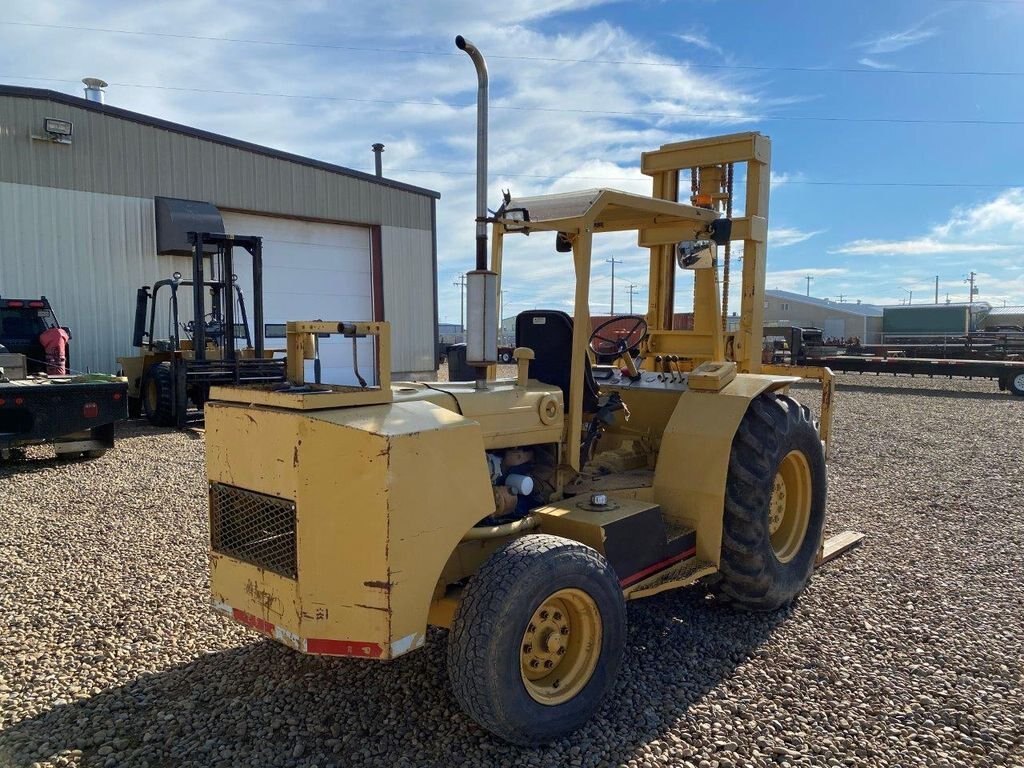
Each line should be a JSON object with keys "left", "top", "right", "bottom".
{"left": 220, "top": 212, "right": 375, "bottom": 386}
{"left": 823, "top": 317, "right": 845, "bottom": 341}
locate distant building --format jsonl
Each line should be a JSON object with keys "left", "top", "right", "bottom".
{"left": 438, "top": 323, "right": 464, "bottom": 346}
{"left": 881, "top": 303, "right": 989, "bottom": 337}
{"left": 764, "top": 290, "right": 883, "bottom": 342}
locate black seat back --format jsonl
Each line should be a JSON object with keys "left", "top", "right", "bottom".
{"left": 515, "top": 310, "right": 599, "bottom": 412}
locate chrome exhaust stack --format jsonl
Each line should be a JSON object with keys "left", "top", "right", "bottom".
{"left": 456, "top": 35, "right": 498, "bottom": 377}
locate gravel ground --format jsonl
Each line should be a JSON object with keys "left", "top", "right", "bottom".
{"left": 1, "top": 373, "right": 1023, "bottom": 767}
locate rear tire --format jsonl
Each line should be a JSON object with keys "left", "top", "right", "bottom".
{"left": 712, "top": 392, "right": 827, "bottom": 611}
{"left": 1008, "top": 372, "right": 1024, "bottom": 397}
{"left": 447, "top": 534, "right": 626, "bottom": 746}
{"left": 141, "top": 362, "right": 175, "bottom": 427}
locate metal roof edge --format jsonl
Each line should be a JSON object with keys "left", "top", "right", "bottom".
{"left": 0, "top": 84, "right": 441, "bottom": 200}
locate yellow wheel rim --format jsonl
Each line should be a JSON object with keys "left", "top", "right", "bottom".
{"left": 769, "top": 450, "right": 812, "bottom": 563}
{"left": 520, "top": 588, "right": 602, "bottom": 705}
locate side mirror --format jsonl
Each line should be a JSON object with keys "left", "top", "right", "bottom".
{"left": 677, "top": 240, "right": 715, "bottom": 270}
{"left": 555, "top": 232, "right": 573, "bottom": 253}
{"left": 61, "top": 326, "right": 73, "bottom": 341}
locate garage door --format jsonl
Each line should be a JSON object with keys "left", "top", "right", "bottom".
{"left": 220, "top": 212, "right": 375, "bottom": 385}
{"left": 823, "top": 317, "right": 845, "bottom": 341}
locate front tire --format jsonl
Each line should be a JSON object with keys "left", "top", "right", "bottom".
{"left": 712, "top": 392, "right": 827, "bottom": 611}
{"left": 141, "top": 362, "right": 175, "bottom": 427}
{"left": 447, "top": 534, "right": 626, "bottom": 746}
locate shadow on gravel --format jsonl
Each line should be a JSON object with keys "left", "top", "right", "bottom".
{"left": 0, "top": 589, "right": 790, "bottom": 768}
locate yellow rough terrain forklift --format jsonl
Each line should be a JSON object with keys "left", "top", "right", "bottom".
{"left": 118, "top": 232, "right": 284, "bottom": 427}
{"left": 202, "top": 37, "right": 852, "bottom": 745}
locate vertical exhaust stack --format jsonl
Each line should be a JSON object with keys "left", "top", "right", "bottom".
{"left": 372, "top": 143, "right": 385, "bottom": 177}
{"left": 82, "top": 78, "right": 108, "bottom": 104}
{"left": 455, "top": 35, "right": 498, "bottom": 377}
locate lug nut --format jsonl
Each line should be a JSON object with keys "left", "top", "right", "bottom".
{"left": 529, "top": 659, "right": 539, "bottom": 668}
{"left": 543, "top": 660, "right": 554, "bottom": 669}
{"left": 552, "top": 611, "right": 562, "bottom": 621}
{"left": 522, "top": 644, "right": 532, "bottom": 654}
{"left": 539, "top": 610, "right": 549, "bottom": 620}
{"left": 560, "top": 626, "right": 569, "bottom": 635}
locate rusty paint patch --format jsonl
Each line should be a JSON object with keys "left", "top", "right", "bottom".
{"left": 293, "top": 445, "right": 299, "bottom": 467}
{"left": 355, "top": 603, "right": 389, "bottom": 613}
{"left": 363, "top": 580, "right": 391, "bottom": 590}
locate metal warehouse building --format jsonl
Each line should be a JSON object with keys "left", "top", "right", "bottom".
{"left": 0, "top": 84, "right": 440, "bottom": 380}
{"left": 764, "top": 289, "right": 883, "bottom": 342}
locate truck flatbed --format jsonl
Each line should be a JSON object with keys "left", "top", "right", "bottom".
{"left": 0, "top": 374, "right": 128, "bottom": 458}
{"left": 814, "top": 354, "right": 1024, "bottom": 395}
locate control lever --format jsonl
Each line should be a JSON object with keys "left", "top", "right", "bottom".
{"left": 671, "top": 355, "right": 684, "bottom": 382}
{"left": 655, "top": 355, "right": 664, "bottom": 382}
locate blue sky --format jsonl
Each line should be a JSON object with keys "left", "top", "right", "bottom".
{"left": 2, "top": 0, "right": 1023, "bottom": 323}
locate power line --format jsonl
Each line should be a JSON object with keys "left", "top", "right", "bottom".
{"left": 6, "top": 74, "right": 1024, "bottom": 128}
{"left": 390, "top": 167, "right": 1023, "bottom": 189}
{"left": 2, "top": 21, "right": 1024, "bottom": 78}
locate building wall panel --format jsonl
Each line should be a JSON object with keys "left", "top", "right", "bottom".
{"left": 381, "top": 226, "right": 437, "bottom": 376}
{"left": 0, "top": 94, "right": 434, "bottom": 231}
{"left": 0, "top": 182, "right": 163, "bottom": 373}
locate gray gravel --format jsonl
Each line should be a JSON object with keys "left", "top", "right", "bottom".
{"left": 2, "top": 373, "right": 1023, "bottom": 767}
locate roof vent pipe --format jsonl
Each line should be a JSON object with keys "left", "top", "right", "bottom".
{"left": 372, "top": 143, "right": 385, "bottom": 177}
{"left": 455, "top": 35, "right": 488, "bottom": 272}
{"left": 82, "top": 78, "right": 108, "bottom": 104}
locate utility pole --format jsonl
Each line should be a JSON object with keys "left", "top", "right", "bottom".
{"left": 903, "top": 287, "right": 913, "bottom": 305}
{"left": 627, "top": 283, "right": 638, "bottom": 314}
{"left": 965, "top": 271, "right": 977, "bottom": 307}
{"left": 837, "top": 293, "right": 845, "bottom": 303}
{"left": 805, "top": 275, "right": 814, "bottom": 297}
{"left": 453, "top": 273, "right": 467, "bottom": 339}
{"left": 606, "top": 258, "right": 623, "bottom": 314}
{"left": 935, "top": 276, "right": 939, "bottom": 305}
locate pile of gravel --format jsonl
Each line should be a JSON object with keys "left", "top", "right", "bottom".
{"left": 1, "top": 375, "right": 1022, "bottom": 767}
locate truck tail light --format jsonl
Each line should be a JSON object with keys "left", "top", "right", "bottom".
{"left": 28, "top": 301, "right": 45, "bottom": 308}
{"left": 6, "top": 300, "right": 23, "bottom": 308}
{"left": 113, "top": 392, "right": 122, "bottom": 401}
{"left": 83, "top": 402, "right": 99, "bottom": 418}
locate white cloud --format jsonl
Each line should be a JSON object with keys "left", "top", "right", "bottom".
{"left": 832, "top": 189, "right": 1024, "bottom": 256}
{"left": 857, "top": 57, "right": 894, "bottom": 70}
{"left": 769, "top": 227, "right": 825, "bottom": 248}
{"left": 674, "top": 32, "right": 722, "bottom": 56}
{"left": 770, "top": 171, "right": 805, "bottom": 189}
{"left": 859, "top": 25, "right": 937, "bottom": 55}
{"left": 832, "top": 238, "right": 1014, "bottom": 256}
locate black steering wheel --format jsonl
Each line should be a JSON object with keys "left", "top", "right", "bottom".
{"left": 589, "top": 315, "right": 648, "bottom": 361}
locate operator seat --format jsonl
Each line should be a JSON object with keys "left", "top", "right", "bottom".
{"left": 515, "top": 310, "right": 599, "bottom": 413}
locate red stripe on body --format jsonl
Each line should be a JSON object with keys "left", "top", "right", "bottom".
{"left": 620, "top": 547, "right": 697, "bottom": 588}
{"left": 232, "top": 608, "right": 274, "bottom": 636}
{"left": 306, "top": 638, "right": 384, "bottom": 658}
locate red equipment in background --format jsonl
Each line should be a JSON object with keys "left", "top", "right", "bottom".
{"left": 39, "top": 327, "right": 70, "bottom": 375}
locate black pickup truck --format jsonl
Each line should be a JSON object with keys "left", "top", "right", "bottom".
{"left": 0, "top": 296, "right": 126, "bottom": 460}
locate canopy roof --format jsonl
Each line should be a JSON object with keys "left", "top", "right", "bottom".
{"left": 498, "top": 187, "right": 719, "bottom": 234}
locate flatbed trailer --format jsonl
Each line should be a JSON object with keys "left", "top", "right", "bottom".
{"left": 0, "top": 375, "right": 128, "bottom": 459}
{"left": 812, "top": 354, "right": 1024, "bottom": 396}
